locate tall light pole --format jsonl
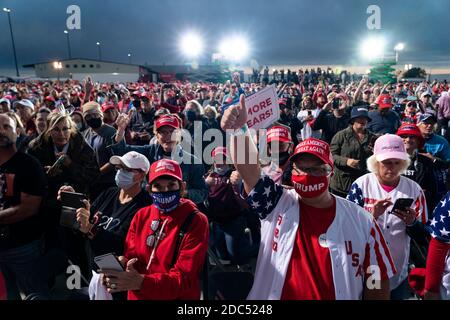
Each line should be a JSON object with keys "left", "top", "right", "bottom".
{"left": 3, "top": 8, "right": 19, "bottom": 77}
{"left": 53, "top": 61, "right": 63, "bottom": 82}
{"left": 64, "top": 30, "right": 72, "bottom": 59}
{"left": 96, "top": 42, "right": 102, "bottom": 61}
{"left": 394, "top": 43, "right": 405, "bottom": 64}
{"left": 128, "top": 53, "right": 132, "bottom": 64}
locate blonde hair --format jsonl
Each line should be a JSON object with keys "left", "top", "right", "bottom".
{"left": 366, "top": 155, "right": 411, "bottom": 176}
{"left": 186, "top": 100, "right": 204, "bottom": 115}
{"left": 44, "top": 113, "right": 77, "bottom": 141}
{"left": 203, "top": 106, "right": 218, "bottom": 118}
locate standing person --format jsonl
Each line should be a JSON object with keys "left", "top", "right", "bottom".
{"left": 311, "top": 94, "right": 351, "bottom": 144}
{"left": 0, "top": 114, "right": 49, "bottom": 300}
{"left": 28, "top": 113, "right": 99, "bottom": 279}
{"left": 13, "top": 99, "right": 37, "bottom": 137}
{"left": 60, "top": 152, "right": 152, "bottom": 259}
{"left": 330, "top": 106, "right": 376, "bottom": 198}
{"left": 417, "top": 113, "right": 450, "bottom": 201}
{"left": 423, "top": 191, "right": 450, "bottom": 300}
{"left": 277, "top": 99, "right": 303, "bottom": 146}
{"left": 101, "top": 159, "right": 209, "bottom": 300}
{"left": 367, "top": 94, "right": 401, "bottom": 134}
{"left": 261, "top": 125, "right": 294, "bottom": 185}
{"left": 347, "top": 134, "right": 428, "bottom": 299}
{"left": 297, "top": 94, "right": 321, "bottom": 141}
{"left": 112, "top": 114, "right": 208, "bottom": 205}
{"left": 205, "top": 147, "right": 258, "bottom": 265}
{"left": 221, "top": 95, "right": 394, "bottom": 300}
{"left": 82, "top": 102, "right": 117, "bottom": 200}
{"left": 396, "top": 123, "right": 439, "bottom": 212}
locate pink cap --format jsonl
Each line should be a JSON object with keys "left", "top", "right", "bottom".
{"left": 374, "top": 134, "right": 409, "bottom": 162}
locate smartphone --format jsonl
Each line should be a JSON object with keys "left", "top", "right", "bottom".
{"left": 307, "top": 110, "right": 312, "bottom": 116}
{"left": 60, "top": 191, "right": 87, "bottom": 209}
{"left": 391, "top": 198, "right": 414, "bottom": 213}
{"left": 94, "top": 253, "right": 125, "bottom": 272}
{"left": 60, "top": 207, "right": 80, "bottom": 230}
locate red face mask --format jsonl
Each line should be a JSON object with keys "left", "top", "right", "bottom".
{"left": 291, "top": 174, "right": 329, "bottom": 198}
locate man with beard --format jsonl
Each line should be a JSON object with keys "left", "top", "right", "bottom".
{"left": 0, "top": 114, "right": 49, "bottom": 300}
{"left": 82, "top": 102, "right": 117, "bottom": 200}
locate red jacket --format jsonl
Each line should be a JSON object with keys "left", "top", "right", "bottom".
{"left": 0, "top": 272, "right": 6, "bottom": 300}
{"left": 124, "top": 199, "right": 209, "bottom": 300}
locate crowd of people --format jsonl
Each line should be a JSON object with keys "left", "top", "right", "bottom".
{"left": 0, "top": 71, "right": 449, "bottom": 300}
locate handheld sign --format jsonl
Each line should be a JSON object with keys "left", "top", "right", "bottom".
{"left": 222, "top": 85, "right": 280, "bottom": 131}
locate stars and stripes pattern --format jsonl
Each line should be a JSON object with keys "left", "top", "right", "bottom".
{"left": 246, "top": 176, "right": 283, "bottom": 219}
{"left": 426, "top": 191, "right": 450, "bottom": 243}
{"left": 346, "top": 183, "right": 364, "bottom": 207}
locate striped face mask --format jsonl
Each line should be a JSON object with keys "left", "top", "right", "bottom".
{"left": 151, "top": 190, "right": 181, "bottom": 213}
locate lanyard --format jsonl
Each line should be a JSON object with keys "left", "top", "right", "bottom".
{"left": 146, "top": 218, "right": 169, "bottom": 271}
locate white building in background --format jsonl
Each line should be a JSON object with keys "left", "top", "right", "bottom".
{"left": 23, "top": 58, "right": 158, "bottom": 83}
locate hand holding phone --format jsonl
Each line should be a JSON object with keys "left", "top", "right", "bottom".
{"left": 390, "top": 198, "right": 414, "bottom": 213}
{"left": 94, "top": 253, "right": 125, "bottom": 272}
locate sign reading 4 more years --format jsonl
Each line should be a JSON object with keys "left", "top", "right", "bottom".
{"left": 245, "top": 85, "right": 280, "bottom": 131}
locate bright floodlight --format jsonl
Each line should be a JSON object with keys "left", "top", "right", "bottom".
{"left": 64, "top": 30, "right": 68, "bottom": 34}
{"left": 96, "top": 42, "right": 100, "bottom": 46}
{"left": 395, "top": 43, "right": 405, "bottom": 51}
{"left": 360, "top": 37, "right": 386, "bottom": 60}
{"left": 3, "top": 8, "right": 11, "bottom": 12}
{"left": 180, "top": 33, "right": 203, "bottom": 58}
{"left": 219, "top": 36, "right": 249, "bottom": 61}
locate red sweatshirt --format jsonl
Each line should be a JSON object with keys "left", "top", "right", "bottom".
{"left": 124, "top": 199, "right": 209, "bottom": 300}
{"left": 425, "top": 237, "right": 450, "bottom": 293}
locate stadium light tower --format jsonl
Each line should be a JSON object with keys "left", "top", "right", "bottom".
{"left": 394, "top": 43, "right": 405, "bottom": 63}
{"left": 179, "top": 32, "right": 203, "bottom": 59}
{"left": 360, "top": 37, "right": 386, "bottom": 61}
{"left": 219, "top": 36, "right": 250, "bottom": 62}
{"left": 3, "top": 8, "right": 19, "bottom": 77}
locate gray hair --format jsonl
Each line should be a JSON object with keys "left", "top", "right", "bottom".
{"left": 366, "top": 155, "right": 411, "bottom": 176}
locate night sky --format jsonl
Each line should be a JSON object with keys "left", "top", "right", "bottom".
{"left": 1, "top": 0, "right": 449, "bottom": 73}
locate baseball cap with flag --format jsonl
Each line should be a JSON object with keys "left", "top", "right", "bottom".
{"left": 288, "top": 138, "right": 334, "bottom": 168}
{"left": 110, "top": 151, "right": 150, "bottom": 173}
{"left": 155, "top": 115, "right": 180, "bottom": 130}
{"left": 377, "top": 94, "right": 393, "bottom": 109}
{"left": 148, "top": 159, "right": 183, "bottom": 184}
{"left": 267, "top": 126, "right": 292, "bottom": 143}
{"left": 374, "top": 134, "right": 409, "bottom": 162}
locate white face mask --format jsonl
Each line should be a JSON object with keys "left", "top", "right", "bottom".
{"left": 115, "top": 170, "right": 136, "bottom": 189}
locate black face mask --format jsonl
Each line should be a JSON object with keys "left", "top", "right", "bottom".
{"left": 86, "top": 118, "right": 102, "bottom": 129}
{"left": 132, "top": 100, "right": 141, "bottom": 109}
{"left": 276, "top": 151, "right": 291, "bottom": 166}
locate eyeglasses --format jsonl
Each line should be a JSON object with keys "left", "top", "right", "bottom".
{"left": 292, "top": 164, "right": 332, "bottom": 177}
{"left": 51, "top": 127, "right": 71, "bottom": 133}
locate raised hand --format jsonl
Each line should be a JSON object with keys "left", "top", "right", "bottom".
{"left": 220, "top": 94, "right": 247, "bottom": 131}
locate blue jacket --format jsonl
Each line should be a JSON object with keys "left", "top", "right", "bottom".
{"left": 367, "top": 110, "right": 401, "bottom": 134}
{"left": 109, "top": 140, "right": 208, "bottom": 204}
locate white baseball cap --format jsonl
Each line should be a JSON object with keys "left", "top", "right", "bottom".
{"left": 0, "top": 98, "right": 10, "bottom": 108}
{"left": 110, "top": 151, "right": 150, "bottom": 173}
{"left": 13, "top": 99, "right": 35, "bottom": 111}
